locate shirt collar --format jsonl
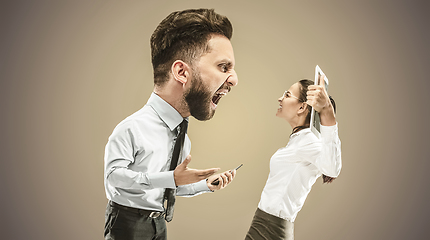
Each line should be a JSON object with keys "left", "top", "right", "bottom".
{"left": 290, "top": 128, "right": 311, "bottom": 139}
{"left": 146, "top": 92, "right": 188, "bottom": 131}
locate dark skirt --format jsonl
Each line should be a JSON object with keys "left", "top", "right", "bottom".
{"left": 245, "top": 208, "right": 294, "bottom": 240}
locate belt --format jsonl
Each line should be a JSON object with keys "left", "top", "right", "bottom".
{"left": 109, "top": 201, "right": 164, "bottom": 218}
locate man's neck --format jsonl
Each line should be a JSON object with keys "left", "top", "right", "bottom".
{"left": 153, "top": 85, "right": 190, "bottom": 118}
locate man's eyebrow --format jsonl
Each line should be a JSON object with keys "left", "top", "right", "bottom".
{"left": 218, "top": 60, "right": 233, "bottom": 68}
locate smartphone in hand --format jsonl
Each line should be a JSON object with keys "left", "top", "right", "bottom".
{"left": 211, "top": 164, "right": 243, "bottom": 186}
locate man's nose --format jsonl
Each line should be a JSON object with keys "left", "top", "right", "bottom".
{"left": 226, "top": 70, "right": 238, "bottom": 87}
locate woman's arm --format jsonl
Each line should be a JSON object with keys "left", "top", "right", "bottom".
{"left": 299, "top": 124, "right": 342, "bottom": 177}
{"left": 317, "top": 123, "right": 342, "bottom": 177}
{"left": 305, "top": 74, "right": 341, "bottom": 176}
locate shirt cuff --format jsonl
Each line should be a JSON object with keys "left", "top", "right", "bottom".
{"left": 194, "top": 179, "right": 211, "bottom": 192}
{"left": 146, "top": 171, "right": 176, "bottom": 189}
{"left": 320, "top": 122, "right": 338, "bottom": 143}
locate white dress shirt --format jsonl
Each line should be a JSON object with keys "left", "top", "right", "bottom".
{"left": 258, "top": 124, "right": 342, "bottom": 222}
{"left": 104, "top": 93, "right": 210, "bottom": 211}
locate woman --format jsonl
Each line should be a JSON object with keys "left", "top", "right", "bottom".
{"left": 245, "top": 79, "right": 342, "bottom": 240}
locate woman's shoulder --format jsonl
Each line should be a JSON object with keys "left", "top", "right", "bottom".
{"left": 291, "top": 128, "right": 318, "bottom": 141}
{"left": 292, "top": 129, "right": 321, "bottom": 149}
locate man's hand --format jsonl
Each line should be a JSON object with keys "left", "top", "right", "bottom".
{"left": 174, "top": 155, "right": 219, "bottom": 186}
{"left": 306, "top": 74, "right": 336, "bottom": 126}
{"left": 206, "top": 169, "right": 236, "bottom": 191}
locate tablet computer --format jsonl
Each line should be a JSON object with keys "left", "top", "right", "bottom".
{"left": 310, "top": 65, "right": 329, "bottom": 138}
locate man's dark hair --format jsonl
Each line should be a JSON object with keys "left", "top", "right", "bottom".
{"left": 150, "top": 8, "right": 233, "bottom": 86}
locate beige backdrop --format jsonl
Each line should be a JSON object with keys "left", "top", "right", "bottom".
{"left": 1, "top": 0, "right": 429, "bottom": 239}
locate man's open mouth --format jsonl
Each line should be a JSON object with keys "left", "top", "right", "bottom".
{"left": 211, "top": 92, "right": 227, "bottom": 106}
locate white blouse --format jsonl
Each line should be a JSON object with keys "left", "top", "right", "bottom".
{"left": 258, "top": 124, "right": 342, "bottom": 222}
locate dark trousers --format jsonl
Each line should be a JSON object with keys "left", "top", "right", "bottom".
{"left": 104, "top": 201, "right": 167, "bottom": 240}
{"left": 245, "top": 208, "right": 294, "bottom": 240}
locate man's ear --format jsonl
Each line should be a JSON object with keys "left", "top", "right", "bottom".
{"left": 171, "top": 60, "right": 190, "bottom": 85}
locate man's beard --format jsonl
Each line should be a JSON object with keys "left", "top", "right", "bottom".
{"left": 184, "top": 71, "right": 215, "bottom": 121}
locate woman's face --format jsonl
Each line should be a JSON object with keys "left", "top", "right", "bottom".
{"left": 276, "top": 82, "right": 302, "bottom": 121}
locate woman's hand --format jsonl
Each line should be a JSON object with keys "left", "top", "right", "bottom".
{"left": 306, "top": 74, "right": 336, "bottom": 126}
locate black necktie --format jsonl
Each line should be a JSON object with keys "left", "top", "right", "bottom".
{"left": 164, "top": 119, "right": 188, "bottom": 222}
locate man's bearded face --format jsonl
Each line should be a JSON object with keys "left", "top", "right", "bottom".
{"left": 184, "top": 70, "right": 215, "bottom": 121}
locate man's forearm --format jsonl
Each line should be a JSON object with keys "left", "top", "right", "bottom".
{"left": 106, "top": 167, "right": 176, "bottom": 190}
